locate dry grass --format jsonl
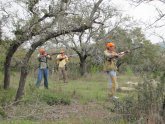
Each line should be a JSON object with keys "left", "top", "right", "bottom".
{"left": 1, "top": 72, "right": 163, "bottom": 124}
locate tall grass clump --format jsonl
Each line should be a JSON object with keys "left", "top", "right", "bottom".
{"left": 24, "top": 84, "right": 71, "bottom": 106}
{"left": 110, "top": 75, "right": 165, "bottom": 124}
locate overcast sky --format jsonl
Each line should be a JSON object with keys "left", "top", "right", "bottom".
{"left": 1, "top": 0, "right": 165, "bottom": 43}
{"left": 111, "top": 0, "right": 165, "bottom": 43}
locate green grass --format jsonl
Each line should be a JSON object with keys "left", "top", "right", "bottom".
{"left": 49, "top": 79, "right": 108, "bottom": 104}
{"left": 1, "top": 117, "right": 129, "bottom": 124}
{"left": 0, "top": 72, "right": 141, "bottom": 124}
{"left": 1, "top": 120, "right": 39, "bottom": 124}
{"left": 0, "top": 88, "right": 16, "bottom": 106}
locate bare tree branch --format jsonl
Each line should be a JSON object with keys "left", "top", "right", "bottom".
{"left": 89, "top": 0, "right": 103, "bottom": 23}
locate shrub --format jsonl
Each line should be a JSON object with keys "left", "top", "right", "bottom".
{"left": 111, "top": 77, "right": 164, "bottom": 123}
{"left": 41, "top": 91, "right": 71, "bottom": 105}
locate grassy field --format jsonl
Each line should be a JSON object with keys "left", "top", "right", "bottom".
{"left": 0, "top": 71, "right": 141, "bottom": 124}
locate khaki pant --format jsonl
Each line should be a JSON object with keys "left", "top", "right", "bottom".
{"left": 111, "top": 77, "right": 116, "bottom": 96}
{"left": 58, "top": 67, "right": 67, "bottom": 83}
{"left": 107, "top": 71, "right": 117, "bottom": 97}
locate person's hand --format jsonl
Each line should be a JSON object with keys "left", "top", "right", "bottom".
{"left": 62, "top": 56, "right": 67, "bottom": 59}
{"left": 118, "top": 52, "right": 126, "bottom": 58}
{"left": 59, "top": 56, "right": 66, "bottom": 60}
{"left": 125, "top": 50, "right": 130, "bottom": 53}
{"left": 47, "top": 54, "right": 51, "bottom": 58}
{"left": 111, "top": 52, "right": 118, "bottom": 56}
{"left": 111, "top": 52, "right": 118, "bottom": 57}
{"left": 39, "top": 54, "right": 47, "bottom": 57}
{"left": 119, "top": 52, "right": 125, "bottom": 55}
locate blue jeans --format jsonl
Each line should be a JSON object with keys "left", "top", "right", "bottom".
{"left": 35, "top": 68, "right": 49, "bottom": 89}
{"left": 107, "top": 70, "right": 116, "bottom": 88}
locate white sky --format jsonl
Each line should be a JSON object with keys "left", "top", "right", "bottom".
{"left": 1, "top": 0, "right": 165, "bottom": 43}
{"left": 111, "top": 0, "right": 165, "bottom": 43}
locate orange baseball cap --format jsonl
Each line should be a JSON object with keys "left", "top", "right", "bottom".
{"left": 106, "top": 42, "right": 115, "bottom": 48}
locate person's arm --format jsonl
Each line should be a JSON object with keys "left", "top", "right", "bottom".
{"left": 104, "top": 51, "right": 119, "bottom": 59}
{"left": 37, "top": 54, "right": 41, "bottom": 61}
{"left": 65, "top": 55, "right": 69, "bottom": 62}
{"left": 118, "top": 50, "right": 130, "bottom": 58}
{"left": 38, "top": 54, "right": 47, "bottom": 58}
{"left": 46, "top": 54, "right": 52, "bottom": 60}
{"left": 38, "top": 53, "right": 52, "bottom": 60}
{"left": 57, "top": 55, "right": 66, "bottom": 61}
{"left": 57, "top": 55, "right": 63, "bottom": 61}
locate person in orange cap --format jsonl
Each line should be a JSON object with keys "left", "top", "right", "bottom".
{"left": 35, "top": 48, "right": 51, "bottom": 89}
{"left": 103, "top": 42, "right": 126, "bottom": 99}
{"left": 56, "top": 49, "right": 69, "bottom": 83}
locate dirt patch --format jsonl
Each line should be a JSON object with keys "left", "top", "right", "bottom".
{"left": 5, "top": 102, "right": 113, "bottom": 121}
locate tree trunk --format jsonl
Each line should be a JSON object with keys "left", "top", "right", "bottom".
{"left": 4, "top": 44, "right": 20, "bottom": 89}
{"left": 15, "top": 64, "right": 28, "bottom": 101}
{"left": 79, "top": 56, "right": 87, "bottom": 76}
{"left": 15, "top": 46, "right": 35, "bottom": 101}
{"left": 163, "top": 98, "right": 165, "bottom": 114}
{"left": 15, "top": 50, "right": 34, "bottom": 101}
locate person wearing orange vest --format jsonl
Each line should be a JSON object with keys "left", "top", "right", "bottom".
{"left": 56, "top": 49, "right": 69, "bottom": 83}
{"left": 103, "top": 42, "right": 127, "bottom": 99}
{"left": 35, "top": 48, "right": 51, "bottom": 89}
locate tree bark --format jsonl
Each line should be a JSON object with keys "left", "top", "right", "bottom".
{"left": 79, "top": 55, "right": 87, "bottom": 76}
{"left": 80, "top": 60, "right": 86, "bottom": 76}
{"left": 163, "top": 98, "right": 165, "bottom": 109}
{"left": 15, "top": 57, "right": 31, "bottom": 101}
{"left": 15, "top": 64, "right": 28, "bottom": 101}
{"left": 4, "top": 43, "right": 21, "bottom": 89}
